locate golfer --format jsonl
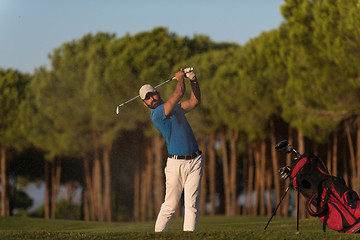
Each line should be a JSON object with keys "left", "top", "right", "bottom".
{"left": 139, "top": 69, "right": 204, "bottom": 232}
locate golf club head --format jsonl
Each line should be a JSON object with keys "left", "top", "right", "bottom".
{"left": 285, "top": 148, "right": 294, "bottom": 154}
{"left": 278, "top": 166, "right": 291, "bottom": 180}
{"left": 275, "top": 140, "right": 289, "bottom": 150}
{"left": 116, "top": 106, "right": 120, "bottom": 115}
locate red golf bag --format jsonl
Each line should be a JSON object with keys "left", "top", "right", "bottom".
{"left": 265, "top": 140, "right": 360, "bottom": 233}
{"left": 291, "top": 152, "right": 360, "bottom": 233}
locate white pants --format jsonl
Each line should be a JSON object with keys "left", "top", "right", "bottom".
{"left": 155, "top": 154, "right": 204, "bottom": 232}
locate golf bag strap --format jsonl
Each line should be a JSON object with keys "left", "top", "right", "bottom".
{"left": 307, "top": 188, "right": 330, "bottom": 217}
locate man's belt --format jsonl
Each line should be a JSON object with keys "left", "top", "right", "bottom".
{"left": 168, "top": 151, "right": 202, "bottom": 160}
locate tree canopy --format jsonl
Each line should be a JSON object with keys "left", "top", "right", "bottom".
{"left": 2, "top": 1, "right": 360, "bottom": 220}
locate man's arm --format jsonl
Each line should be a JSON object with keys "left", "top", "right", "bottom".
{"left": 180, "top": 76, "right": 201, "bottom": 113}
{"left": 163, "top": 71, "right": 185, "bottom": 116}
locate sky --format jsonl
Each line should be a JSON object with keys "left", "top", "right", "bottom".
{"left": 0, "top": 0, "right": 285, "bottom": 74}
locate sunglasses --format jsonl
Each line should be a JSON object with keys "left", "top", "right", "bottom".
{"left": 144, "top": 92, "right": 157, "bottom": 100}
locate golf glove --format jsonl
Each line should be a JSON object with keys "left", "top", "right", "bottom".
{"left": 183, "top": 67, "right": 193, "bottom": 73}
{"left": 185, "top": 71, "right": 196, "bottom": 80}
{"left": 183, "top": 68, "right": 196, "bottom": 80}
{"left": 181, "top": 67, "right": 196, "bottom": 80}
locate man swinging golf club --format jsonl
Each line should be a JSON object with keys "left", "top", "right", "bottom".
{"left": 139, "top": 68, "right": 203, "bottom": 232}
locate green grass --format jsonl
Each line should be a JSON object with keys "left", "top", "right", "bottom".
{"left": 0, "top": 215, "right": 359, "bottom": 239}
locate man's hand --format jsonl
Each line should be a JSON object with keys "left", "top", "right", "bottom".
{"left": 174, "top": 70, "right": 185, "bottom": 81}
{"left": 163, "top": 70, "right": 185, "bottom": 116}
{"left": 180, "top": 69, "right": 200, "bottom": 113}
{"left": 183, "top": 67, "right": 193, "bottom": 73}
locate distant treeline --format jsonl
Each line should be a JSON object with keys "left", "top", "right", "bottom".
{"left": 0, "top": 0, "right": 359, "bottom": 221}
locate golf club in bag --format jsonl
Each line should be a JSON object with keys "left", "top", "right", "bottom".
{"left": 115, "top": 67, "right": 193, "bottom": 114}
{"left": 264, "top": 140, "right": 360, "bottom": 233}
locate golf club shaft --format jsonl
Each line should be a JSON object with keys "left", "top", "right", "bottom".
{"left": 116, "top": 77, "right": 175, "bottom": 114}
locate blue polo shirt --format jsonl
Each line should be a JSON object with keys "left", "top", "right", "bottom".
{"left": 150, "top": 104, "right": 199, "bottom": 156}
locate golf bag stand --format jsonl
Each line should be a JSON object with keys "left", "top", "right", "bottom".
{"left": 264, "top": 184, "right": 290, "bottom": 230}
{"left": 264, "top": 181, "right": 300, "bottom": 231}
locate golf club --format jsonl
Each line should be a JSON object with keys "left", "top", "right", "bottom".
{"left": 275, "top": 139, "right": 301, "bottom": 157}
{"left": 115, "top": 67, "right": 193, "bottom": 114}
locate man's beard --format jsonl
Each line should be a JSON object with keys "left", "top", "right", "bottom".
{"left": 147, "top": 98, "right": 163, "bottom": 109}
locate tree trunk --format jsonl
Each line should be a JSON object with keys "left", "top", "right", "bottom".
{"left": 297, "top": 131, "right": 307, "bottom": 219}
{"left": 0, "top": 146, "right": 10, "bottom": 216}
{"left": 153, "top": 134, "right": 165, "bottom": 219}
{"left": 281, "top": 126, "right": 293, "bottom": 217}
{"left": 332, "top": 132, "right": 338, "bottom": 176}
{"left": 83, "top": 155, "right": 92, "bottom": 221}
{"left": 51, "top": 157, "right": 61, "bottom": 219}
{"left": 230, "top": 130, "right": 239, "bottom": 215}
{"left": 199, "top": 138, "right": 207, "bottom": 216}
{"left": 220, "top": 128, "right": 231, "bottom": 215}
{"left": 356, "top": 116, "right": 360, "bottom": 193}
{"left": 140, "top": 147, "right": 148, "bottom": 222}
{"left": 270, "top": 121, "right": 280, "bottom": 211}
{"left": 253, "top": 142, "right": 260, "bottom": 215}
{"left": 146, "top": 144, "right": 154, "bottom": 220}
{"left": 208, "top": 132, "right": 216, "bottom": 215}
{"left": 345, "top": 121, "right": 356, "bottom": 189}
{"left": 92, "top": 133, "right": 104, "bottom": 222}
{"left": 246, "top": 143, "right": 254, "bottom": 215}
{"left": 140, "top": 144, "right": 151, "bottom": 221}
{"left": 266, "top": 166, "right": 272, "bottom": 216}
{"left": 103, "top": 143, "right": 112, "bottom": 222}
{"left": 259, "top": 140, "right": 266, "bottom": 216}
{"left": 327, "top": 146, "right": 332, "bottom": 173}
{"left": 44, "top": 160, "right": 51, "bottom": 219}
{"left": 92, "top": 155, "right": 102, "bottom": 221}
{"left": 133, "top": 158, "right": 141, "bottom": 222}
{"left": 343, "top": 146, "right": 349, "bottom": 184}
{"left": 241, "top": 143, "right": 248, "bottom": 215}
